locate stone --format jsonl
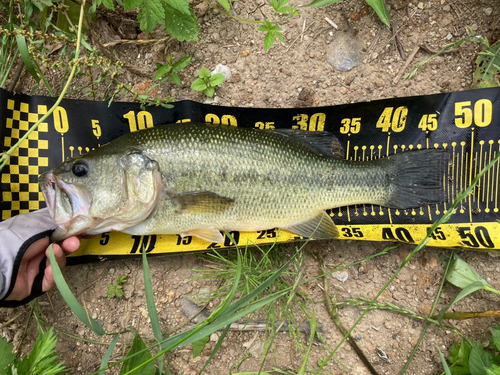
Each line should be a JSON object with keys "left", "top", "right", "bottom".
{"left": 326, "top": 31, "right": 363, "bottom": 72}
{"left": 212, "top": 63, "right": 231, "bottom": 81}
{"left": 332, "top": 269, "right": 349, "bottom": 283}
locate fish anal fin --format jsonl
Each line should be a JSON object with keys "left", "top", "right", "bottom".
{"left": 170, "top": 191, "right": 235, "bottom": 214}
{"left": 181, "top": 229, "right": 224, "bottom": 243}
{"left": 283, "top": 211, "right": 339, "bottom": 240}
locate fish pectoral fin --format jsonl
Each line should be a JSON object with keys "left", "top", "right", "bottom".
{"left": 181, "top": 229, "right": 224, "bottom": 243}
{"left": 282, "top": 211, "right": 339, "bottom": 240}
{"left": 170, "top": 191, "right": 235, "bottom": 214}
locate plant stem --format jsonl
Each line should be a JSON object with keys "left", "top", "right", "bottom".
{"left": 322, "top": 276, "right": 379, "bottom": 375}
{"left": 0, "top": 0, "right": 86, "bottom": 170}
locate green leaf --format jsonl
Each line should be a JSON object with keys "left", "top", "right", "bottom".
{"left": 191, "top": 78, "right": 207, "bottom": 91}
{"left": 263, "top": 32, "right": 275, "bottom": 51}
{"left": 209, "top": 73, "right": 225, "bottom": 86}
{"left": 0, "top": 335, "right": 15, "bottom": 371}
{"left": 48, "top": 245, "right": 106, "bottom": 335}
{"left": 116, "top": 288, "right": 124, "bottom": 297}
{"left": 120, "top": 331, "right": 155, "bottom": 375}
{"left": 452, "top": 281, "right": 489, "bottom": 305}
{"left": 13, "top": 327, "right": 66, "bottom": 375}
{"left": 470, "top": 342, "right": 492, "bottom": 375}
{"left": 204, "top": 86, "right": 215, "bottom": 97}
{"left": 164, "top": 3, "right": 199, "bottom": 42}
{"left": 169, "top": 73, "right": 181, "bottom": 85}
{"left": 365, "top": 0, "right": 390, "bottom": 26}
{"left": 154, "top": 64, "right": 173, "bottom": 81}
{"left": 490, "top": 326, "right": 500, "bottom": 352}
{"left": 15, "top": 33, "right": 40, "bottom": 83}
{"left": 274, "top": 31, "right": 285, "bottom": 44}
{"left": 192, "top": 335, "right": 210, "bottom": 358}
{"left": 102, "top": 0, "right": 115, "bottom": 10}
{"left": 172, "top": 56, "right": 192, "bottom": 72}
{"left": 472, "top": 39, "right": 500, "bottom": 89}
{"left": 164, "top": 0, "right": 191, "bottom": 14}
{"left": 308, "top": 0, "right": 343, "bottom": 7}
{"left": 448, "top": 340, "right": 471, "bottom": 375}
{"left": 442, "top": 253, "right": 491, "bottom": 289}
{"left": 487, "top": 364, "right": 500, "bottom": 375}
{"left": 198, "top": 67, "right": 211, "bottom": 78}
{"left": 273, "top": 0, "right": 292, "bottom": 14}
{"left": 137, "top": 0, "right": 165, "bottom": 34}
{"left": 216, "top": 0, "right": 230, "bottom": 11}
{"left": 124, "top": 0, "right": 143, "bottom": 11}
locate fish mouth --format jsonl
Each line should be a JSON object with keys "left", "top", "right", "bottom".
{"left": 40, "top": 171, "right": 92, "bottom": 240}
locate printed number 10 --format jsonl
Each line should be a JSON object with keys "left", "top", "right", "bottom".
{"left": 123, "top": 110, "right": 154, "bottom": 132}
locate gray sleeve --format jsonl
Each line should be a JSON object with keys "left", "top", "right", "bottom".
{"left": 0, "top": 208, "right": 56, "bottom": 300}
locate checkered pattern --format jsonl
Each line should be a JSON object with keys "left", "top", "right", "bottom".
{"left": 1, "top": 99, "right": 49, "bottom": 220}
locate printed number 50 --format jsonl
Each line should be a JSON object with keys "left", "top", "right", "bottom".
{"left": 454, "top": 100, "right": 492, "bottom": 128}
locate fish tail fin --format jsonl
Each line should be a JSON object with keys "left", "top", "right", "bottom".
{"left": 382, "top": 150, "right": 449, "bottom": 209}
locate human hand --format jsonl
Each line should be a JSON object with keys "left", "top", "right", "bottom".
{"left": 5, "top": 236, "right": 80, "bottom": 302}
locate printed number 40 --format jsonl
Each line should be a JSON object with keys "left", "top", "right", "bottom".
{"left": 376, "top": 106, "right": 408, "bottom": 133}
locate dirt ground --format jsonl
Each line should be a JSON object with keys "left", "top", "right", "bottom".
{"left": 1, "top": 0, "right": 500, "bottom": 374}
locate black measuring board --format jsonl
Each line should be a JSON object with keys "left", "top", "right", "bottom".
{"left": 1, "top": 87, "right": 499, "bottom": 259}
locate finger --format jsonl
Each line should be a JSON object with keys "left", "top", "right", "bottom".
{"left": 22, "top": 237, "right": 50, "bottom": 261}
{"left": 42, "top": 244, "right": 66, "bottom": 293}
{"left": 46, "top": 243, "right": 67, "bottom": 270}
{"left": 60, "top": 236, "right": 81, "bottom": 254}
{"left": 42, "top": 264, "right": 55, "bottom": 292}
{"left": 24, "top": 251, "right": 46, "bottom": 295}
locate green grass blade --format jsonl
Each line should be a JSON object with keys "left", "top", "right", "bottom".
{"left": 15, "top": 33, "right": 40, "bottom": 83}
{"left": 308, "top": 0, "right": 343, "bottom": 7}
{"left": 142, "top": 249, "right": 164, "bottom": 372}
{"left": 437, "top": 345, "right": 452, "bottom": 375}
{"left": 99, "top": 334, "right": 120, "bottom": 373}
{"left": 365, "top": 0, "right": 390, "bottom": 26}
{"left": 48, "top": 245, "right": 106, "bottom": 336}
{"left": 197, "top": 324, "right": 230, "bottom": 375}
{"left": 298, "top": 309, "right": 316, "bottom": 375}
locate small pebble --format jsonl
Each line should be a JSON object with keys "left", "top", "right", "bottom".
{"left": 485, "top": 7, "right": 493, "bottom": 16}
{"left": 69, "top": 344, "right": 76, "bottom": 351}
{"left": 442, "top": 4, "right": 450, "bottom": 11}
{"left": 445, "top": 33, "right": 453, "bottom": 40}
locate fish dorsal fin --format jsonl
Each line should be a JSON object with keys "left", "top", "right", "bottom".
{"left": 181, "top": 229, "right": 224, "bottom": 243}
{"left": 282, "top": 211, "right": 339, "bottom": 239}
{"left": 273, "top": 129, "right": 345, "bottom": 158}
{"left": 169, "top": 191, "right": 235, "bottom": 214}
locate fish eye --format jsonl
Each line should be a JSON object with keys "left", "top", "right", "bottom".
{"left": 71, "top": 161, "right": 89, "bottom": 177}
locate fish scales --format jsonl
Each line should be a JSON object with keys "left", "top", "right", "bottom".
{"left": 40, "top": 123, "right": 448, "bottom": 242}
{"left": 114, "top": 124, "right": 387, "bottom": 234}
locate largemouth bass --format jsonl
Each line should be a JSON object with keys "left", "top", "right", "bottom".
{"left": 39, "top": 123, "right": 448, "bottom": 243}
